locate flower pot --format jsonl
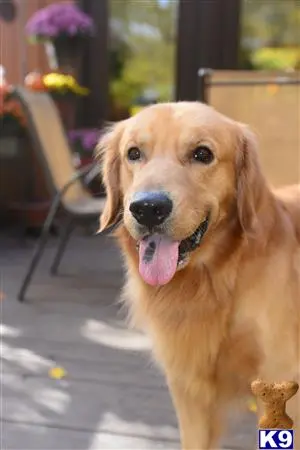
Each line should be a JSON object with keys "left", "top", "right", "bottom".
{"left": 3, "top": 134, "right": 51, "bottom": 231}
{"left": 0, "top": 134, "right": 28, "bottom": 224}
{"left": 51, "top": 92, "right": 78, "bottom": 130}
{"left": 44, "top": 36, "right": 84, "bottom": 78}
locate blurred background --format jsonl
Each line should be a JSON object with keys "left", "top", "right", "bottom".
{"left": 0, "top": 0, "right": 299, "bottom": 233}
{"left": 0, "top": 2, "right": 299, "bottom": 449}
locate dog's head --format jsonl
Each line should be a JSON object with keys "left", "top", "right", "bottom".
{"left": 97, "top": 102, "right": 264, "bottom": 286}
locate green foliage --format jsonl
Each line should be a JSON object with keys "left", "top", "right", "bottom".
{"left": 241, "top": 1, "right": 300, "bottom": 48}
{"left": 111, "top": 35, "right": 174, "bottom": 106}
{"left": 251, "top": 47, "right": 300, "bottom": 70}
{"left": 109, "top": 0, "right": 177, "bottom": 108}
{"left": 240, "top": 1, "right": 300, "bottom": 69}
{"left": 109, "top": 0, "right": 300, "bottom": 107}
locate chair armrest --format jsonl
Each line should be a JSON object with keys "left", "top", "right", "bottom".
{"left": 51, "top": 162, "right": 100, "bottom": 205}
{"left": 82, "top": 163, "right": 101, "bottom": 186}
{"left": 43, "top": 162, "right": 101, "bottom": 225}
{"left": 63, "top": 162, "right": 100, "bottom": 191}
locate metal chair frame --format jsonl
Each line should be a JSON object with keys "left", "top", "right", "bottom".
{"left": 12, "top": 88, "right": 105, "bottom": 302}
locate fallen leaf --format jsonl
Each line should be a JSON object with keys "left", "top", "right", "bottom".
{"left": 247, "top": 397, "right": 258, "bottom": 413}
{"left": 48, "top": 366, "right": 67, "bottom": 380}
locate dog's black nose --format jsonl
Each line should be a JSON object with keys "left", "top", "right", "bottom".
{"left": 129, "top": 192, "right": 173, "bottom": 228}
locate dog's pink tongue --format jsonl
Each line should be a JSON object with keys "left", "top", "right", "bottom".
{"left": 139, "top": 235, "right": 179, "bottom": 286}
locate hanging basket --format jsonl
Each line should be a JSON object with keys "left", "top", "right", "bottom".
{"left": 44, "top": 36, "right": 85, "bottom": 77}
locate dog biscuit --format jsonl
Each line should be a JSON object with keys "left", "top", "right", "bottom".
{"left": 251, "top": 379, "right": 299, "bottom": 429}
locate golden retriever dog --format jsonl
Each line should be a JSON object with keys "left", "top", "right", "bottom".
{"left": 97, "top": 102, "right": 300, "bottom": 450}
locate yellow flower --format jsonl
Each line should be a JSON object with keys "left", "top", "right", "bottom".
{"left": 247, "top": 397, "right": 258, "bottom": 413}
{"left": 43, "top": 73, "right": 89, "bottom": 96}
{"left": 48, "top": 366, "right": 67, "bottom": 379}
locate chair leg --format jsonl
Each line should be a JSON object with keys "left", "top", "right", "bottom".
{"left": 50, "top": 219, "right": 74, "bottom": 275}
{"left": 17, "top": 199, "right": 60, "bottom": 303}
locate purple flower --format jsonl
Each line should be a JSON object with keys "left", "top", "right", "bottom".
{"left": 82, "top": 130, "right": 101, "bottom": 150}
{"left": 68, "top": 128, "right": 101, "bottom": 153}
{"left": 26, "top": 2, "right": 94, "bottom": 40}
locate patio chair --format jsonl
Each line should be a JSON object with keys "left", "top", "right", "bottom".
{"left": 14, "top": 87, "right": 105, "bottom": 302}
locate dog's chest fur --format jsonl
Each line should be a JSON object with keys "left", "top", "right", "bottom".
{"left": 123, "top": 255, "right": 261, "bottom": 397}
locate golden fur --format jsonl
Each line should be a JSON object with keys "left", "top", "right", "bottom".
{"left": 97, "top": 102, "right": 300, "bottom": 449}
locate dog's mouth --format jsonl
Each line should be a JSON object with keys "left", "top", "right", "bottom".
{"left": 178, "top": 216, "right": 209, "bottom": 264}
{"left": 136, "top": 216, "right": 209, "bottom": 287}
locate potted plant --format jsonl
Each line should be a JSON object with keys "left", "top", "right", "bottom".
{"left": 43, "top": 72, "right": 89, "bottom": 129}
{"left": 0, "top": 88, "right": 50, "bottom": 230}
{"left": 0, "top": 88, "right": 28, "bottom": 211}
{"left": 68, "top": 128, "right": 101, "bottom": 166}
{"left": 25, "top": 2, "right": 94, "bottom": 77}
{"left": 23, "top": 70, "right": 90, "bottom": 130}
{"left": 0, "top": 95, "right": 26, "bottom": 137}
{"left": 42, "top": 72, "right": 89, "bottom": 97}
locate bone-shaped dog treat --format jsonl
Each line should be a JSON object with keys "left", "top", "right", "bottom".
{"left": 251, "top": 379, "right": 299, "bottom": 429}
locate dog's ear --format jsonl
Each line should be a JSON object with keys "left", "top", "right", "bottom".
{"left": 96, "top": 121, "right": 125, "bottom": 232}
{"left": 236, "top": 125, "right": 265, "bottom": 239}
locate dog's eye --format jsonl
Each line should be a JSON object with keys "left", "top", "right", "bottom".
{"left": 192, "top": 146, "right": 214, "bottom": 164}
{"left": 127, "top": 147, "right": 142, "bottom": 162}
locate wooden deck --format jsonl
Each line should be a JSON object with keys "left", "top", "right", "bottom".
{"left": 1, "top": 229, "right": 256, "bottom": 449}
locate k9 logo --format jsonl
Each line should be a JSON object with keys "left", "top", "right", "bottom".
{"left": 259, "top": 430, "right": 294, "bottom": 449}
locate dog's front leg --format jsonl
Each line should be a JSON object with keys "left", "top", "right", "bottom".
{"left": 168, "top": 378, "right": 221, "bottom": 450}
